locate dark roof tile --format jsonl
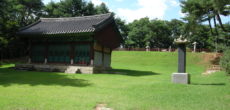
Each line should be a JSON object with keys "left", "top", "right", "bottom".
{"left": 18, "top": 13, "right": 113, "bottom": 35}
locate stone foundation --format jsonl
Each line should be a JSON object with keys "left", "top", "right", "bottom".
{"left": 15, "top": 64, "right": 110, "bottom": 74}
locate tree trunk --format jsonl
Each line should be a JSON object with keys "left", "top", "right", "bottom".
{"left": 213, "top": 16, "right": 218, "bottom": 52}
{"left": 216, "top": 13, "right": 227, "bottom": 32}
{"left": 213, "top": 16, "right": 218, "bottom": 35}
{"left": 208, "top": 17, "right": 214, "bottom": 35}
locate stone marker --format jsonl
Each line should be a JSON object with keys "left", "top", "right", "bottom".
{"left": 145, "top": 45, "right": 150, "bottom": 51}
{"left": 192, "top": 42, "right": 197, "bottom": 52}
{"left": 172, "top": 35, "right": 190, "bottom": 84}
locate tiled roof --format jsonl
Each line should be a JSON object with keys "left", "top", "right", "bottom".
{"left": 18, "top": 13, "right": 113, "bottom": 35}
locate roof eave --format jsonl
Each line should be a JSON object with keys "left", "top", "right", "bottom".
{"left": 93, "top": 14, "right": 114, "bottom": 32}
{"left": 17, "top": 32, "right": 94, "bottom": 37}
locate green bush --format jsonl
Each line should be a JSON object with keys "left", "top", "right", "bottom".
{"left": 220, "top": 49, "right": 230, "bottom": 74}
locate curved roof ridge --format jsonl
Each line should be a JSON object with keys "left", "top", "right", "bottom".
{"left": 18, "top": 20, "right": 41, "bottom": 31}
{"left": 40, "top": 13, "right": 112, "bottom": 22}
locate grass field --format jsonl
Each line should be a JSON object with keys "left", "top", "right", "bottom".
{"left": 0, "top": 51, "right": 229, "bottom": 110}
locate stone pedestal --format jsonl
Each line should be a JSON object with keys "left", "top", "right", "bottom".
{"left": 172, "top": 73, "right": 190, "bottom": 84}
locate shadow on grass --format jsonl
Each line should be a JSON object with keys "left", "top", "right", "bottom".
{"left": 100, "top": 69, "right": 161, "bottom": 76}
{"left": 0, "top": 68, "right": 91, "bottom": 87}
{"left": 191, "top": 83, "right": 226, "bottom": 86}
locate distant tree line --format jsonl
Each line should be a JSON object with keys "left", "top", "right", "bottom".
{"left": 118, "top": 18, "right": 215, "bottom": 49}
{"left": 117, "top": 18, "right": 229, "bottom": 50}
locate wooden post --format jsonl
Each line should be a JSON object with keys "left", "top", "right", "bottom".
{"left": 70, "top": 43, "right": 74, "bottom": 65}
{"left": 109, "top": 48, "right": 112, "bottom": 68}
{"left": 44, "top": 42, "right": 48, "bottom": 64}
{"left": 28, "top": 40, "right": 32, "bottom": 64}
{"left": 90, "top": 42, "right": 94, "bottom": 66}
{"left": 102, "top": 46, "right": 104, "bottom": 67}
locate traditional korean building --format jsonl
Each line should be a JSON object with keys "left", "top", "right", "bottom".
{"left": 16, "top": 13, "right": 122, "bottom": 74}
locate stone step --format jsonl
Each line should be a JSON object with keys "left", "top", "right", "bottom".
{"left": 208, "top": 65, "right": 221, "bottom": 70}
{"left": 203, "top": 65, "right": 222, "bottom": 75}
{"left": 65, "top": 67, "right": 79, "bottom": 74}
{"left": 64, "top": 66, "right": 93, "bottom": 74}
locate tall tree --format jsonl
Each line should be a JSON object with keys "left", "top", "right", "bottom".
{"left": 181, "top": 0, "right": 230, "bottom": 51}
{"left": 212, "top": 0, "right": 230, "bottom": 32}
{"left": 43, "top": 0, "right": 110, "bottom": 17}
{"left": 115, "top": 18, "right": 129, "bottom": 47}
{"left": 84, "top": 1, "right": 96, "bottom": 15}
{"left": 16, "top": 0, "right": 44, "bottom": 26}
{"left": 43, "top": 1, "right": 63, "bottom": 17}
{"left": 148, "top": 19, "right": 173, "bottom": 48}
{"left": 181, "top": 0, "right": 230, "bottom": 33}
{"left": 58, "top": 0, "right": 85, "bottom": 17}
{"left": 0, "top": 0, "right": 44, "bottom": 59}
{"left": 127, "top": 18, "right": 151, "bottom": 48}
{"left": 168, "top": 19, "right": 185, "bottom": 38}
{"left": 95, "top": 3, "right": 109, "bottom": 14}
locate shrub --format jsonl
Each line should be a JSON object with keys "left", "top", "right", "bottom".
{"left": 220, "top": 49, "right": 230, "bottom": 74}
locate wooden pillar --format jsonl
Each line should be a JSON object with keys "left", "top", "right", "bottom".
{"left": 44, "top": 42, "right": 48, "bottom": 64}
{"left": 90, "top": 42, "right": 94, "bottom": 66}
{"left": 70, "top": 43, "right": 74, "bottom": 65}
{"left": 28, "top": 40, "right": 32, "bottom": 64}
{"left": 102, "top": 46, "right": 104, "bottom": 67}
{"left": 109, "top": 48, "right": 112, "bottom": 67}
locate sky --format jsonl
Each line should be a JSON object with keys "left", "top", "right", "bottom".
{"left": 43, "top": 0, "right": 229, "bottom": 23}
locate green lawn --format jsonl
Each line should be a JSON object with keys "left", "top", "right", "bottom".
{"left": 0, "top": 51, "right": 229, "bottom": 110}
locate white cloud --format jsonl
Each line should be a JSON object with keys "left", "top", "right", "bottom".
{"left": 169, "top": 0, "right": 179, "bottom": 7}
{"left": 115, "top": 0, "right": 124, "bottom": 2}
{"left": 91, "top": 0, "right": 103, "bottom": 6}
{"left": 43, "top": 0, "right": 60, "bottom": 4}
{"left": 116, "top": 0, "right": 168, "bottom": 23}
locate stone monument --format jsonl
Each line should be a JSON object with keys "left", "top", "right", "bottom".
{"left": 192, "top": 42, "right": 197, "bottom": 52}
{"left": 172, "top": 35, "right": 190, "bottom": 84}
{"left": 145, "top": 45, "right": 150, "bottom": 51}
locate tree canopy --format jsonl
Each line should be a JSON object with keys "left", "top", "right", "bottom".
{"left": 180, "top": 0, "right": 230, "bottom": 51}
{"left": 43, "top": 0, "right": 109, "bottom": 17}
